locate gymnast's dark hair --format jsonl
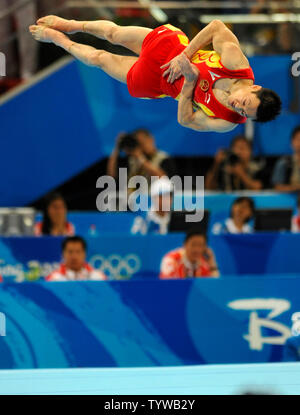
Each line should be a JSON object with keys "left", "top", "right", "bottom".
{"left": 254, "top": 88, "right": 282, "bottom": 123}
{"left": 41, "top": 192, "right": 67, "bottom": 235}
{"left": 62, "top": 236, "right": 87, "bottom": 252}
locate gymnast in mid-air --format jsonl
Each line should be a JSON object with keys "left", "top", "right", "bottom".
{"left": 29, "top": 17, "right": 281, "bottom": 133}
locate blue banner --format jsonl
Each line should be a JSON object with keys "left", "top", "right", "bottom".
{"left": 0, "top": 235, "right": 184, "bottom": 282}
{"left": 0, "top": 233, "right": 300, "bottom": 282}
{"left": 210, "top": 233, "right": 300, "bottom": 275}
{"left": 0, "top": 277, "right": 299, "bottom": 369}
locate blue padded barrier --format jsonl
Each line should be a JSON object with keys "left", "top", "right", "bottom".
{"left": 0, "top": 277, "right": 299, "bottom": 368}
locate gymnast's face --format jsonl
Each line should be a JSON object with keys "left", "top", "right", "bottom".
{"left": 228, "top": 85, "right": 262, "bottom": 118}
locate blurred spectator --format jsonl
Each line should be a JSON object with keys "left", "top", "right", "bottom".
{"left": 206, "top": 135, "right": 265, "bottom": 191}
{"left": 0, "top": 0, "right": 96, "bottom": 89}
{"left": 15, "top": 0, "right": 38, "bottom": 80}
{"left": 131, "top": 177, "right": 173, "bottom": 235}
{"left": 251, "top": 0, "right": 293, "bottom": 54}
{"left": 291, "top": 194, "right": 300, "bottom": 232}
{"left": 212, "top": 197, "right": 255, "bottom": 234}
{"left": 282, "top": 312, "right": 300, "bottom": 362}
{"left": 35, "top": 193, "right": 75, "bottom": 236}
{"left": 46, "top": 236, "right": 106, "bottom": 281}
{"left": 107, "top": 129, "right": 176, "bottom": 194}
{"left": 159, "top": 230, "right": 219, "bottom": 279}
{"left": 0, "top": 275, "right": 2, "bottom": 283}
{"left": 272, "top": 126, "right": 300, "bottom": 193}
{"left": 0, "top": 0, "right": 38, "bottom": 82}
{"left": 115, "top": 0, "right": 151, "bottom": 20}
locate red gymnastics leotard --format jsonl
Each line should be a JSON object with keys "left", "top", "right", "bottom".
{"left": 127, "top": 24, "right": 255, "bottom": 124}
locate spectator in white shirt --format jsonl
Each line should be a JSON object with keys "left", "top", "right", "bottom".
{"left": 131, "top": 177, "right": 173, "bottom": 235}
{"left": 46, "top": 236, "right": 106, "bottom": 281}
{"left": 212, "top": 197, "right": 255, "bottom": 234}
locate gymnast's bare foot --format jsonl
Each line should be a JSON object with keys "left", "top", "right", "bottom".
{"left": 29, "top": 25, "right": 69, "bottom": 45}
{"left": 36, "top": 15, "right": 82, "bottom": 34}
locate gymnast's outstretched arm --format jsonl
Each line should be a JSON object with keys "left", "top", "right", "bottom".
{"left": 162, "top": 20, "right": 249, "bottom": 83}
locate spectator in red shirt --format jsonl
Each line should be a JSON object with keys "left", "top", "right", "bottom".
{"left": 46, "top": 236, "right": 106, "bottom": 281}
{"left": 35, "top": 192, "right": 75, "bottom": 236}
{"left": 159, "top": 230, "right": 219, "bottom": 279}
{"left": 291, "top": 194, "right": 300, "bottom": 232}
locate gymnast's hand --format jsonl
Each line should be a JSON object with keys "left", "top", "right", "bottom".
{"left": 161, "top": 52, "right": 186, "bottom": 83}
{"left": 177, "top": 53, "right": 199, "bottom": 83}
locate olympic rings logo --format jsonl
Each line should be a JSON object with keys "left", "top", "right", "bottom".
{"left": 89, "top": 254, "right": 141, "bottom": 280}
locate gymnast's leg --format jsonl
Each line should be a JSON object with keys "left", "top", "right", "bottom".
{"left": 29, "top": 25, "right": 138, "bottom": 83}
{"left": 35, "top": 15, "right": 153, "bottom": 55}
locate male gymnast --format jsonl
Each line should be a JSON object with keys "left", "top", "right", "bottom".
{"left": 29, "top": 17, "right": 281, "bottom": 133}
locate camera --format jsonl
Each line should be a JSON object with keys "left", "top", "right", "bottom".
{"left": 226, "top": 151, "right": 241, "bottom": 166}
{"left": 119, "top": 133, "right": 139, "bottom": 151}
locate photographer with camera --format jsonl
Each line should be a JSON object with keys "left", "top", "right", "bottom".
{"left": 205, "top": 135, "right": 264, "bottom": 191}
{"left": 107, "top": 129, "right": 175, "bottom": 193}
{"left": 271, "top": 126, "right": 300, "bottom": 193}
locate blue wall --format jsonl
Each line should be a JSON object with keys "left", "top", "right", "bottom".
{"left": 0, "top": 62, "right": 103, "bottom": 207}
{"left": 0, "top": 278, "right": 299, "bottom": 368}
{"left": 0, "top": 55, "right": 298, "bottom": 206}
